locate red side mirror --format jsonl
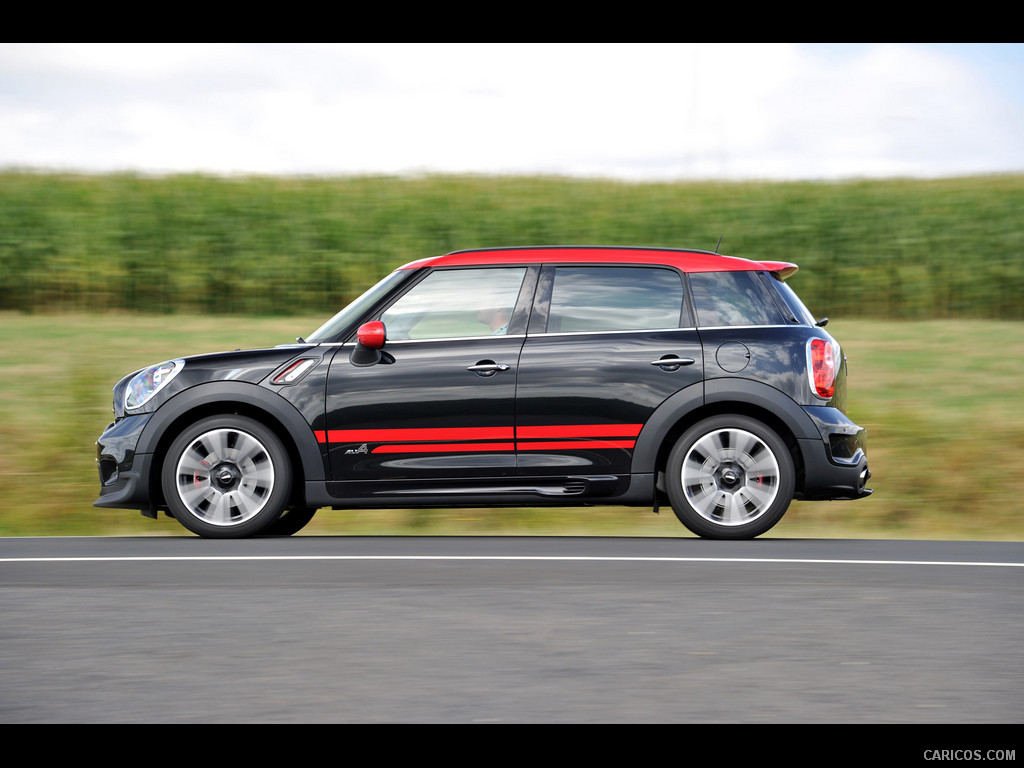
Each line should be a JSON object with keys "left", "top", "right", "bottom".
{"left": 356, "top": 321, "right": 386, "bottom": 350}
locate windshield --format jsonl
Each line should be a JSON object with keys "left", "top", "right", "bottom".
{"left": 305, "top": 271, "right": 409, "bottom": 343}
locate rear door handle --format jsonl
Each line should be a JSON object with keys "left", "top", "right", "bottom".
{"left": 650, "top": 356, "right": 696, "bottom": 370}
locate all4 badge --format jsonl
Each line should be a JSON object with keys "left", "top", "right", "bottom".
{"left": 345, "top": 443, "right": 369, "bottom": 455}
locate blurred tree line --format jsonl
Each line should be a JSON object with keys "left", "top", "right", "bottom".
{"left": 1, "top": 171, "right": 1021, "bottom": 319}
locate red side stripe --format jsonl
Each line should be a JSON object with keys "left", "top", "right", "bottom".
{"left": 315, "top": 425, "right": 642, "bottom": 450}
{"left": 516, "top": 424, "right": 643, "bottom": 438}
{"left": 325, "top": 427, "right": 514, "bottom": 443}
{"left": 517, "top": 440, "right": 636, "bottom": 450}
{"left": 372, "top": 442, "right": 516, "bottom": 454}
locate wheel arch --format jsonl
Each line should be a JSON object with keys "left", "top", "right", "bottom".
{"left": 633, "top": 379, "right": 820, "bottom": 500}
{"left": 137, "top": 382, "right": 324, "bottom": 511}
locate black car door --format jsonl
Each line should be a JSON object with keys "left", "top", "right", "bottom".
{"left": 515, "top": 264, "right": 703, "bottom": 478}
{"left": 324, "top": 265, "right": 536, "bottom": 486}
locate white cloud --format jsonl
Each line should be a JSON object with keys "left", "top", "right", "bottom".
{"left": 0, "top": 43, "right": 1021, "bottom": 179}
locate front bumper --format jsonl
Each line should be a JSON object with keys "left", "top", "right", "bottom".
{"left": 797, "top": 406, "right": 872, "bottom": 501}
{"left": 94, "top": 414, "right": 157, "bottom": 513}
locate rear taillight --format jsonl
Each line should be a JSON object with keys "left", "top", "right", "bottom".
{"left": 808, "top": 338, "right": 837, "bottom": 399}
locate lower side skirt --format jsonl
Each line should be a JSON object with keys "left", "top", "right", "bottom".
{"left": 308, "top": 474, "right": 655, "bottom": 510}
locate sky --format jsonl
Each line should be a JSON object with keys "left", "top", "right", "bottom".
{"left": 1, "top": 43, "right": 1022, "bottom": 181}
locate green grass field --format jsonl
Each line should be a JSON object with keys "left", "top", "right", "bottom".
{"left": 3, "top": 172, "right": 1024, "bottom": 320}
{"left": 1, "top": 312, "right": 1021, "bottom": 540}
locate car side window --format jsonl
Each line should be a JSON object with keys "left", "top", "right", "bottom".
{"left": 689, "top": 271, "right": 787, "bottom": 327}
{"left": 763, "top": 273, "right": 817, "bottom": 326}
{"left": 380, "top": 267, "right": 528, "bottom": 340}
{"left": 545, "top": 267, "right": 685, "bottom": 333}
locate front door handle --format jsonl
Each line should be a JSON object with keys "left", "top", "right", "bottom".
{"left": 650, "top": 356, "right": 696, "bottom": 371}
{"left": 467, "top": 361, "right": 511, "bottom": 377}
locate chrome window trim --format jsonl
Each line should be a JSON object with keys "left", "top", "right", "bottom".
{"left": 340, "top": 334, "right": 528, "bottom": 346}
{"left": 695, "top": 324, "right": 795, "bottom": 331}
{"left": 329, "top": 325, "right": 793, "bottom": 342}
{"left": 528, "top": 327, "right": 697, "bottom": 338}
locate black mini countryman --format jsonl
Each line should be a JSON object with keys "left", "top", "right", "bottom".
{"left": 95, "top": 246, "right": 872, "bottom": 539}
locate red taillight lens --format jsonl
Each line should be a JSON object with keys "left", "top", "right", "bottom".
{"left": 808, "top": 338, "right": 836, "bottom": 399}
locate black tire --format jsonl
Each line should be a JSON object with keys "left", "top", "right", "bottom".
{"left": 258, "top": 506, "right": 317, "bottom": 536}
{"left": 161, "top": 415, "right": 292, "bottom": 538}
{"left": 666, "top": 415, "right": 795, "bottom": 540}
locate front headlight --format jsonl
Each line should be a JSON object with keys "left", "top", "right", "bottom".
{"left": 125, "top": 359, "right": 184, "bottom": 411}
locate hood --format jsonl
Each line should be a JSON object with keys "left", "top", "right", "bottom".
{"left": 113, "top": 344, "right": 318, "bottom": 418}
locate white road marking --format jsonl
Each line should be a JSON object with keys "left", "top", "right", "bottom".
{"left": 1, "top": 555, "right": 1022, "bottom": 567}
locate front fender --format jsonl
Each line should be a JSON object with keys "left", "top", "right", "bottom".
{"left": 136, "top": 380, "right": 325, "bottom": 482}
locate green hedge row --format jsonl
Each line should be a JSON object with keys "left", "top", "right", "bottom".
{"left": 1, "top": 171, "right": 1022, "bottom": 318}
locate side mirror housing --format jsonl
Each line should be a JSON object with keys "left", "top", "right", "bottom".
{"left": 357, "top": 321, "right": 386, "bottom": 349}
{"left": 350, "top": 321, "right": 387, "bottom": 366}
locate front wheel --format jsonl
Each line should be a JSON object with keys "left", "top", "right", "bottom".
{"left": 161, "top": 415, "right": 293, "bottom": 538}
{"left": 666, "top": 415, "right": 795, "bottom": 540}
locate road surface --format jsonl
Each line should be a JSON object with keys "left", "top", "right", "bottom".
{"left": 2, "top": 535, "right": 1022, "bottom": 724}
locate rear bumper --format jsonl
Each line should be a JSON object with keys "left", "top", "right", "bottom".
{"left": 797, "top": 406, "right": 872, "bottom": 501}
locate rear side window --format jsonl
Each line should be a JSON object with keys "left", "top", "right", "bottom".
{"left": 765, "top": 274, "right": 817, "bottom": 326}
{"left": 547, "top": 267, "right": 684, "bottom": 333}
{"left": 689, "top": 271, "right": 787, "bottom": 327}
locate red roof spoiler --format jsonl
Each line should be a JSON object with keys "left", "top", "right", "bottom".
{"left": 760, "top": 261, "right": 799, "bottom": 280}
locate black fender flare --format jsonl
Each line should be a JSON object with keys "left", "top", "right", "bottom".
{"left": 704, "top": 378, "right": 821, "bottom": 442}
{"left": 631, "top": 378, "right": 821, "bottom": 474}
{"left": 135, "top": 381, "right": 325, "bottom": 482}
{"left": 631, "top": 382, "right": 703, "bottom": 474}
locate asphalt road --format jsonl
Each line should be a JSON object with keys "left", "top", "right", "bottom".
{"left": 1, "top": 535, "right": 1022, "bottom": 724}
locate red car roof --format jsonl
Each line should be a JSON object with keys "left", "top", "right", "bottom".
{"left": 398, "top": 246, "right": 798, "bottom": 278}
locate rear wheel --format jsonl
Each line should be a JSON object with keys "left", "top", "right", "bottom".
{"left": 666, "top": 415, "right": 794, "bottom": 539}
{"left": 161, "top": 415, "right": 292, "bottom": 538}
